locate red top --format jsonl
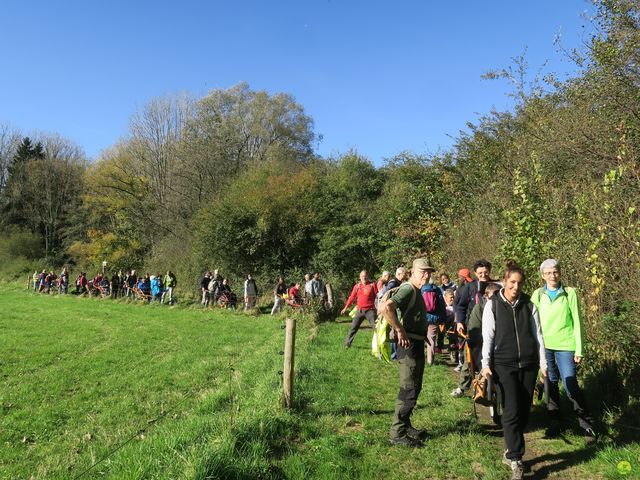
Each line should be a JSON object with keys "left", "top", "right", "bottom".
{"left": 344, "top": 282, "right": 379, "bottom": 311}
{"left": 288, "top": 286, "right": 301, "bottom": 300}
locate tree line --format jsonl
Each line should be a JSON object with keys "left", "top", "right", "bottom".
{"left": 1, "top": 0, "right": 638, "bottom": 412}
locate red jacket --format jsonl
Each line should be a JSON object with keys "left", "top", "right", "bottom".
{"left": 344, "top": 282, "right": 378, "bottom": 311}
{"left": 288, "top": 286, "right": 301, "bottom": 302}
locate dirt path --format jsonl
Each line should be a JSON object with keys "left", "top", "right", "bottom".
{"left": 447, "top": 360, "right": 600, "bottom": 479}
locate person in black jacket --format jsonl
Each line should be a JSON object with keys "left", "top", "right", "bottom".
{"left": 200, "top": 272, "right": 211, "bottom": 306}
{"left": 271, "top": 277, "right": 287, "bottom": 315}
{"left": 480, "top": 261, "right": 547, "bottom": 480}
{"left": 451, "top": 259, "right": 492, "bottom": 396}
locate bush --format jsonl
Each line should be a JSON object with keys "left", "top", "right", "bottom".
{"left": 0, "top": 228, "right": 43, "bottom": 260}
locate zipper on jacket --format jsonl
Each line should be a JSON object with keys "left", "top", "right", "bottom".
{"left": 512, "top": 305, "right": 522, "bottom": 368}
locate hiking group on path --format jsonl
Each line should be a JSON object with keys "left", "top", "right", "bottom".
{"left": 31, "top": 253, "right": 595, "bottom": 479}
{"left": 342, "top": 257, "right": 596, "bottom": 480}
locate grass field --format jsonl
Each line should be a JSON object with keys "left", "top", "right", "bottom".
{"left": 1, "top": 286, "right": 638, "bottom": 479}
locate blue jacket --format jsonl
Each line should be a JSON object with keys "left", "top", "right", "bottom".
{"left": 151, "top": 277, "right": 162, "bottom": 296}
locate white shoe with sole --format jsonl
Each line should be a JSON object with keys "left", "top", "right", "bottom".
{"left": 450, "top": 387, "right": 464, "bottom": 398}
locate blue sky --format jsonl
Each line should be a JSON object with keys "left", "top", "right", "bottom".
{"left": 0, "top": 1, "right": 595, "bottom": 163}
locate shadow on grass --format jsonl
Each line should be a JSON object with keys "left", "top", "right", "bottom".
{"left": 526, "top": 445, "right": 600, "bottom": 479}
{"left": 518, "top": 383, "right": 638, "bottom": 479}
{"left": 475, "top": 422, "right": 505, "bottom": 438}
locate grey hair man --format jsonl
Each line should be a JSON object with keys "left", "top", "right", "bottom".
{"left": 379, "top": 258, "right": 436, "bottom": 447}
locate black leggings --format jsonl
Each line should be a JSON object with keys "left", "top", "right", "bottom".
{"left": 494, "top": 364, "right": 538, "bottom": 461}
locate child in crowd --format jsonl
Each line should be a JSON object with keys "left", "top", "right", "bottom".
{"left": 443, "top": 289, "right": 457, "bottom": 364}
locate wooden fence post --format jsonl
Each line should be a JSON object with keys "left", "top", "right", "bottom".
{"left": 283, "top": 317, "right": 296, "bottom": 408}
{"left": 325, "top": 283, "right": 334, "bottom": 309}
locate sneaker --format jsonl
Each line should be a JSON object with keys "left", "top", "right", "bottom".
{"left": 502, "top": 451, "right": 524, "bottom": 480}
{"left": 406, "top": 426, "right": 429, "bottom": 441}
{"left": 453, "top": 365, "right": 462, "bottom": 372}
{"left": 450, "top": 387, "right": 465, "bottom": 398}
{"left": 389, "top": 436, "right": 423, "bottom": 448}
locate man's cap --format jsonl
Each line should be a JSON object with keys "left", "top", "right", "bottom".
{"left": 458, "top": 268, "right": 473, "bottom": 282}
{"left": 413, "top": 258, "right": 436, "bottom": 272}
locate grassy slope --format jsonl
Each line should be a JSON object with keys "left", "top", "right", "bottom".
{"left": 1, "top": 287, "right": 638, "bottom": 479}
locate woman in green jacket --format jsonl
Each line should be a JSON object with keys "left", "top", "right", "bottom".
{"left": 531, "top": 259, "right": 596, "bottom": 442}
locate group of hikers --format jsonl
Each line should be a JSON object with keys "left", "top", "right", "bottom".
{"left": 32, "top": 268, "right": 178, "bottom": 305}
{"left": 32, "top": 255, "right": 593, "bottom": 479}
{"left": 339, "top": 257, "right": 595, "bottom": 480}
{"left": 198, "top": 270, "right": 241, "bottom": 309}
{"left": 33, "top": 265, "right": 330, "bottom": 314}
{"left": 198, "top": 270, "right": 329, "bottom": 313}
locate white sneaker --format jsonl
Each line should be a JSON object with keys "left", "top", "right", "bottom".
{"left": 453, "top": 365, "right": 462, "bottom": 372}
{"left": 502, "top": 451, "right": 524, "bottom": 480}
{"left": 450, "top": 387, "right": 464, "bottom": 397}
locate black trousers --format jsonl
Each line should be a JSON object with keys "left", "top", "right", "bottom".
{"left": 344, "top": 309, "right": 376, "bottom": 347}
{"left": 494, "top": 364, "right": 538, "bottom": 461}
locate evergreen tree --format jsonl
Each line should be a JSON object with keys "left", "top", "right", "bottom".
{"left": 2, "top": 138, "right": 47, "bottom": 230}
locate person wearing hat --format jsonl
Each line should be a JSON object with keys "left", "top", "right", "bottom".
{"left": 451, "top": 259, "right": 493, "bottom": 397}
{"left": 379, "top": 257, "right": 435, "bottom": 447}
{"left": 457, "top": 268, "right": 473, "bottom": 287}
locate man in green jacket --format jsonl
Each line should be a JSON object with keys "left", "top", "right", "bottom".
{"left": 532, "top": 259, "right": 596, "bottom": 442}
{"left": 379, "top": 258, "right": 435, "bottom": 447}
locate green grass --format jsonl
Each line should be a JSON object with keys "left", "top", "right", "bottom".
{"left": 1, "top": 286, "right": 639, "bottom": 479}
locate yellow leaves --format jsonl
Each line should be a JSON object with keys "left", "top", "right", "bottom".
{"left": 69, "top": 228, "right": 142, "bottom": 269}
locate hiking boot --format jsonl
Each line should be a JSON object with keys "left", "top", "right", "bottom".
{"left": 450, "top": 387, "right": 465, "bottom": 398}
{"left": 502, "top": 451, "right": 524, "bottom": 480}
{"left": 389, "top": 435, "right": 423, "bottom": 448}
{"left": 406, "top": 426, "right": 429, "bottom": 441}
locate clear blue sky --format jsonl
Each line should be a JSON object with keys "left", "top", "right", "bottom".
{"left": 1, "top": 1, "right": 595, "bottom": 163}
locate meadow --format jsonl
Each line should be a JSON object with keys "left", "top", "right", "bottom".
{"left": 1, "top": 286, "right": 637, "bottom": 479}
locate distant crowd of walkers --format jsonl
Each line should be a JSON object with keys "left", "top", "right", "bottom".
{"left": 198, "top": 270, "right": 329, "bottom": 313}
{"left": 32, "top": 266, "right": 331, "bottom": 314}
{"left": 32, "top": 268, "right": 177, "bottom": 305}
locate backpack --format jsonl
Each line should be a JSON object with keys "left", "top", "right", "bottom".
{"left": 371, "top": 283, "right": 417, "bottom": 363}
{"left": 422, "top": 283, "right": 445, "bottom": 325}
{"left": 423, "top": 288, "right": 437, "bottom": 313}
{"left": 375, "top": 282, "right": 391, "bottom": 308}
